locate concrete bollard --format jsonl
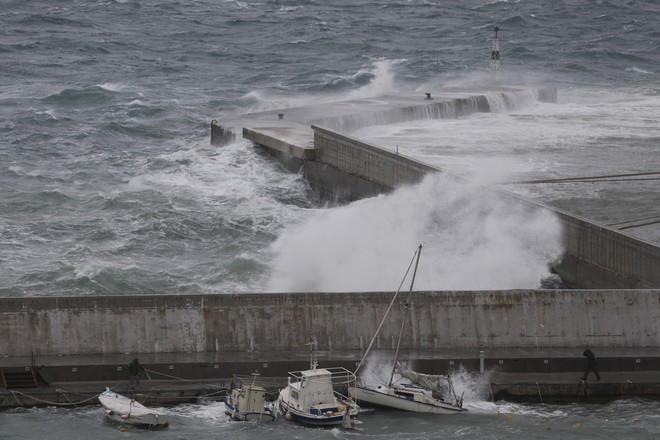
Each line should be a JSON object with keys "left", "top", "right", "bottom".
{"left": 480, "top": 350, "right": 485, "bottom": 373}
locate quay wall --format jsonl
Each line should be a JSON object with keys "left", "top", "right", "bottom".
{"left": 309, "top": 127, "right": 660, "bottom": 289}
{"left": 312, "top": 125, "right": 436, "bottom": 190}
{"left": 310, "top": 87, "right": 558, "bottom": 134}
{"left": 554, "top": 210, "right": 660, "bottom": 289}
{"left": 2, "top": 290, "right": 660, "bottom": 357}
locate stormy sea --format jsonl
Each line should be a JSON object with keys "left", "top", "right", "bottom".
{"left": 2, "top": 0, "right": 660, "bottom": 438}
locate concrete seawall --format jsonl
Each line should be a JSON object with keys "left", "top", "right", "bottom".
{"left": 309, "top": 127, "right": 660, "bottom": 289}
{"left": 232, "top": 87, "right": 660, "bottom": 289}
{"left": 2, "top": 290, "right": 660, "bottom": 357}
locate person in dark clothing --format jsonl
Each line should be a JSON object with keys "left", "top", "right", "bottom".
{"left": 128, "top": 358, "right": 146, "bottom": 390}
{"left": 581, "top": 346, "right": 600, "bottom": 381}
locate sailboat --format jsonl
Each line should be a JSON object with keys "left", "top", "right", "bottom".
{"left": 348, "top": 244, "right": 465, "bottom": 414}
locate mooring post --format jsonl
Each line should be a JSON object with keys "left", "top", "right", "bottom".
{"left": 479, "top": 350, "right": 485, "bottom": 373}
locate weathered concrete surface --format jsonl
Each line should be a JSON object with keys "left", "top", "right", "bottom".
{"left": 490, "top": 371, "right": 660, "bottom": 403}
{"left": 2, "top": 291, "right": 660, "bottom": 357}
{"left": 312, "top": 125, "right": 437, "bottom": 190}
{"left": 242, "top": 126, "right": 314, "bottom": 160}
{"left": 553, "top": 208, "right": 660, "bottom": 289}
{"left": 233, "top": 87, "right": 553, "bottom": 147}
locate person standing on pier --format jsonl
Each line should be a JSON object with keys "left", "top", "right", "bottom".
{"left": 128, "top": 357, "right": 147, "bottom": 390}
{"left": 581, "top": 346, "right": 601, "bottom": 381}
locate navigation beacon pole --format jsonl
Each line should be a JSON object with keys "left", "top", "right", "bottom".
{"left": 489, "top": 26, "right": 501, "bottom": 82}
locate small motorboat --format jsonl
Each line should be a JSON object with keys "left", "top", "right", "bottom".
{"left": 224, "top": 373, "right": 277, "bottom": 422}
{"left": 278, "top": 340, "right": 358, "bottom": 429}
{"left": 98, "top": 388, "right": 169, "bottom": 428}
{"left": 278, "top": 362, "right": 358, "bottom": 428}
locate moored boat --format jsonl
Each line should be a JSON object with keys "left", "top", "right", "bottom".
{"left": 224, "top": 373, "right": 277, "bottom": 422}
{"left": 349, "top": 244, "right": 465, "bottom": 414}
{"left": 98, "top": 387, "right": 169, "bottom": 428}
{"left": 278, "top": 362, "right": 358, "bottom": 427}
{"left": 278, "top": 339, "right": 358, "bottom": 428}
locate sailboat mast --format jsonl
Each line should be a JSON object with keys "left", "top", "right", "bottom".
{"left": 387, "top": 244, "right": 422, "bottom": 388}
{"left": 354, "top": 246, "right": 420, "bottom": 376}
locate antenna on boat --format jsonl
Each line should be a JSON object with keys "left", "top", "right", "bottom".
{"left": 306, "top": 334, "right": 318, "bottom": 370}
{"left": 489, "top": 26, "right": 501, "bottom": 82}
{"left": 387, "top": 244, "right": 422, "bottom": 388}
{"left": 251, "top": 371, "right": 260, "bottom": 387}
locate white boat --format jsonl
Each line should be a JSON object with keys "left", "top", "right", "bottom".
{"left": 224, "top": 373, "right": 277, "bottom": 422}
{"left": 98, "top": 388, "right": 169, "bottom": 428}
{"left": 349, "top": 363, "right": 464, "bottom": 414}
{"left": 349, "top": 244, "right": 465, "bottom": 414}
{"left": 278, "top": 342, "right": 358, "bottom": 428}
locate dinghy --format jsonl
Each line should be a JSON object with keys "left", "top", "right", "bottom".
{"left": 98, "top": 388, "right": 169, "bottom": 428}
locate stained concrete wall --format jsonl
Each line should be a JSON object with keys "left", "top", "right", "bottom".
{"left": 553, "top": 210, "right": 660, "bottom": 289}
{"left": 313, "top": 125, "right": 437, "bottom": 190}
{"left": 2, "top": 290, "right": 660, "bottom": 357}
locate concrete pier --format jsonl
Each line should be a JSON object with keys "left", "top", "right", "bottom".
{"left": 3, "top": 348, "right": 660, "bottom": 408}
{"left": 3, "top": 290, "right": 660, "bottom": 406}
{"left": 218, "top": 87, "right": 660, "bottom": 290}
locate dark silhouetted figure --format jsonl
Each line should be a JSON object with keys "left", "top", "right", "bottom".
{"left": 581, "top": 347, "right": 600, "bottom": 381}
{"left": 129, "top": 358, "right": 146, "bottom": 390}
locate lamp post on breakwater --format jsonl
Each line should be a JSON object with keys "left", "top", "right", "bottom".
{"left": 489, "top": 26, "right": 501, "bottom": 82}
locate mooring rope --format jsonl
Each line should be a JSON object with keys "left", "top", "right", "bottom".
{"left": 510, "top": 171, "right": 660, "bottom": 185}
{"left": 144, "top": 368, "right": 227, "bottom": 392}
{"left": 8, "top": 389, "right": 102, "bottom": 407}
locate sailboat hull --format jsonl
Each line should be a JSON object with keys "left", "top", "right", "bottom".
{"left": 349, "top": 385, "right": 464, "bottom": 415}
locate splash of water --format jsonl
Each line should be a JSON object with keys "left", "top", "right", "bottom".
{"left": 346, "top": 59, "right": 406, "bottom": 99}
{"left": 267, "top": 171, "right": 563, "bottom": 292}
{"left": 239, "top": 59, "right": 406, "bottom": 114}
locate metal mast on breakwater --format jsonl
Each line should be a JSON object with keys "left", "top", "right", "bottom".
{"left": 489, "top": 26, "right": 501, "bottom": 81}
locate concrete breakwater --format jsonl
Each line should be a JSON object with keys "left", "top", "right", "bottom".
{"left": 3, "top": 290, "right": 660, "bottom": 357}
{"left": 3, "top": 290, "right": 660, "bottom": 406}
{"left": 229, "top": 87, "right": 660, "bottom": 290}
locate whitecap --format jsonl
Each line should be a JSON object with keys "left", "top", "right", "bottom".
{"left": 96, "top": 82, "right": 124, "bottom": 92}
{"left": 625, "top": 66, "right": 652, "bottom": 75}
{"left": 36, "top": 108, "right": 58, "bottom": 119}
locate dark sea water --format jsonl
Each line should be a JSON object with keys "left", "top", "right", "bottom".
{"left": 2, "top": 0, "right": 660, "bottom": 437}
{"left": 2, "top": 0, "right": 659, "bottom": 297}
